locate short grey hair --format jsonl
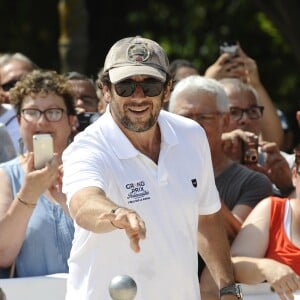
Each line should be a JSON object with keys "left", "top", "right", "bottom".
{"left": 219, "top": 78, "right": 260, "bottom": 105}
{"left": 169, "top": 75, "right": 229, "bottom": 113}
{"left": 0, "top": 52, "right": 38, "bottom": 69}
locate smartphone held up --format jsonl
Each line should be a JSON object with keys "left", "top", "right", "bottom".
{"left": 219, "top": 41, "right": 238, "bottom": 57}
{"left": 33, "top": 133, "right": 54, "bottom": 169}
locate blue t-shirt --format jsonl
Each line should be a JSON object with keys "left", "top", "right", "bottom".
{"left": 0, "top": 157, "right": 74, "bottom": 277}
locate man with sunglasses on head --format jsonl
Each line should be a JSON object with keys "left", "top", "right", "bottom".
{"left": 62, "top": 36, "right": 242, "bottom": 300}
{"left": 0, "top": 53, "right": 38, "bottom": 153}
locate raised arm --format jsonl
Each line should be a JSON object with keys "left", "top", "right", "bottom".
{"left": 0, "top": 153, "right": 61, "bottom": 267}
{"left": 205, "top": 45, "right": 284, "bottom": 147}
{"left": 233, "top": 46, "right": 283, "bottom": 147}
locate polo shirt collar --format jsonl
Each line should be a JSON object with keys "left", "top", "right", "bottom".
{"left": 101, "top": 109, "right": 178, "bottom": 160}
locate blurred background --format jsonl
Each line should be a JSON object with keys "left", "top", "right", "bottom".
{"left": 0, "top": 0, "right": 299, "bottom": 145}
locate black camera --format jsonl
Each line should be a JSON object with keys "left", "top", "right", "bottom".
{"left": 77, "top": 112, "right": 100, "bottom": 132}
{"left": 242, "top": 136, "right": 259, "bottom": 164}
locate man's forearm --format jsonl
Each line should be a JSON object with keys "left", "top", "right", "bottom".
{"left": 198, "top": 212, "right": 236, "bottom": 288}
{"left": 254, "top": 84, "right": 283, "bottom": 147}
{"left": 69, "top": 186, "right": 119, "bottom": 233}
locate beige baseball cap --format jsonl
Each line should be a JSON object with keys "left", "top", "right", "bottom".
{"left": 103, "top": 36, "right": 169, "bottom": 84}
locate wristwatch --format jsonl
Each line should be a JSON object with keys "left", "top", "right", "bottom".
{"left": 220, "top": 284, "right": 243, "bottom": 299}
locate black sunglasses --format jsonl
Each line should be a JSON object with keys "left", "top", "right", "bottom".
{"left": 1, "top": 79, "right": 19, "bottom": 92}
{"left": 114, "top": 78, "right": 164, "bottom": 97}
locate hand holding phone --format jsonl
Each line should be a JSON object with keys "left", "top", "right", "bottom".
{"left": 33, "top": 133, "right": 54, "bottom": 169}
{"left": 219, "top": 41, "right": 238, "bottom": 56}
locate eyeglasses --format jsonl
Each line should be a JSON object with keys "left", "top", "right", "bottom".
{"left": 183, "top": 112, "right": 223, "bottom": 124}
{"left": 114, "top": 78, "right": 164, "bottom": 97}
{"left": 21, "top": 108, "right": 65, "bottom": 122}
{"left": 229, "top": 105, "right": 264, "bottom": 121}
{"left": 1, "top": 79, "right": 19, "bottom": 92}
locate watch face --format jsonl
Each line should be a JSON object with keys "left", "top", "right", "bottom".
{"left": 220, "top": 284, "right": 243, "bottom": 299}
{"left": 236, "top": 285, "right": 243, "bottom": 299}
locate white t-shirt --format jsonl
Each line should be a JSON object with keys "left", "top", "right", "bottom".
{"left": 62, "top": 109, "right": 221, "bottom": 300}
{"left": 0, "top": 104, "right": 20, "bottom": 153}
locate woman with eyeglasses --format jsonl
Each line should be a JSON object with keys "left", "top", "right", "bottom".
{"left": 0, "top": 69, "right": 76, "bottom": 278}
{"left": 230, "top": 147, "right": 300, "bottom": 299}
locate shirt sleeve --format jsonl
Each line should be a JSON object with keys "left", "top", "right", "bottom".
{"left": 194, "top": 126, "right": 221, "bottom": 215}
{"left": 62, "top": 132, "right": 108, "bottom": 205}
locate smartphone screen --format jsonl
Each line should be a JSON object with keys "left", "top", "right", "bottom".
{"left": 33, "top": 133, "right": 54, "bottom": 169}
{"left": 219, "top": 41, "right": 238, "bottom": 56}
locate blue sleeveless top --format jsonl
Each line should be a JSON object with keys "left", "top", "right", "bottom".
{"left": 0, "top": 157, "right": 74, "bottom": 277}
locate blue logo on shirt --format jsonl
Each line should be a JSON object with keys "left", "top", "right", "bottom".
{"left": 125, "top": 180, "right": 150, "bottom": 204}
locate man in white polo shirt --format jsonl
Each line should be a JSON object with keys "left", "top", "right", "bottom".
{"left": 62, "top": 36, "right": 242, "bottom": 300}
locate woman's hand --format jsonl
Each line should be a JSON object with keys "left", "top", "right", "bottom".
{"left": 19, "top": 152, "right": 61, "bottom": 203}
{"left": 263, "top": 260, "right": 300, "bottom": 300}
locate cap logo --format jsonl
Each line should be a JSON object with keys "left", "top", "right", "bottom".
{"left": 127, "top": 42, "right": 150, "bottom": 63}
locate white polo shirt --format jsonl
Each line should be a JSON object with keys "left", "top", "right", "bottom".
{"left": 62, "top": 109, "right": 220, "bottom": 300}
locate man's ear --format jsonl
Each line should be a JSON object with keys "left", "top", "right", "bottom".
{"left": 296, "top": 111, "right": 300, "bottom": 127}
{"left": 221, "top": 112, "right": 230, "bottom": 131}
{"left": 69, "top": 115, "right": 77, "bottom": 128}
{"left": 102, "top": 85, "right": 112, "bottom": 103}
{"left": 292, "top": 166, "right": 297, "bottom": 188}
{"left": 162, "top": 80, "right": 172, "bottom": 104}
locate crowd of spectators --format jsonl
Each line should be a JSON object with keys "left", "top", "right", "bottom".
{"left": 0, "top": 38, "right": 299, "bottom": 300}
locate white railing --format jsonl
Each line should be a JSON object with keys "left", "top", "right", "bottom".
{"left": 241, "top": 283, "right": 300, "bottom": 299}
{"left": 0, "top": 273, "right": 67, "bottom": 300}
{"left": 1, "top": 274, "right": 300, "bottom": 299}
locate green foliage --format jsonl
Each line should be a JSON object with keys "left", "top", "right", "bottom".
{"left": 256, "top": 12, "right": 283, "bottom": 44}
{"left": 0, "top": 0, "right": 59, "bottom": 70}
{"left": 122, "top": 0, "right": 300, "bottom": 114}
{"left": 0, "top": 0, "right": 299, "bottom": 116}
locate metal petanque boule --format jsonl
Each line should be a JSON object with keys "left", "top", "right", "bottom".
{"left": 109, "top": 275, "right": 137, "bottom": 300}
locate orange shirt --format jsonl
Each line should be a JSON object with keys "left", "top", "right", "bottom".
{"left": 266, "top": 197, "right": 300, "bottom": 275}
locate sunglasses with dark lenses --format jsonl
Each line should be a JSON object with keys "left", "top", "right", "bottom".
{"left": 1, "top": 79, "right": 19, "bottom": 92}
{"left": 114, "top": 79, "right": 164, "bottom": 97}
